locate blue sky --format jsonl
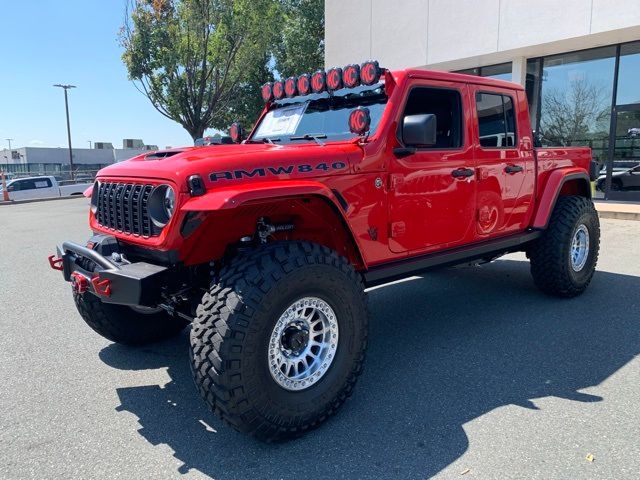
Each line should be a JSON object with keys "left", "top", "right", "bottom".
{"left": 0, "top": 0, "right": 196, "bottom": 150}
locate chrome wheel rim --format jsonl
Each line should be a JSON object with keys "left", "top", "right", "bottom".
{"left": 268, "top": 297, "right": 339, "bottom": 391}
{"left": 570, "top": 224, "right": 590, "bottom": 272}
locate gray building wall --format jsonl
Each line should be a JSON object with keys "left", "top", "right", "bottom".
{"left": 325, "top": 0, "right": 640, "bottom": 83}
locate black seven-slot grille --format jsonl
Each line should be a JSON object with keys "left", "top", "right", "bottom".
{"left": 95, "top": 182, "right": 161, "bottom": 237}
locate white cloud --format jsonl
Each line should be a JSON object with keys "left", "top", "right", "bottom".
{"left": 29, "top": 139, "right": 45, "bottom": 146}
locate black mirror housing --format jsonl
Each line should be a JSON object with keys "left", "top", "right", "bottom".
{"left": 402, "top": 114, "right": 437, "bottom": 147}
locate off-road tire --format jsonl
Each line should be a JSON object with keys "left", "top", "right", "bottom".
{"left": 73, "top": 291, "right": 188, "bottom": 345}
{"left": 190, "top": 242, "right": 368, "bottom": 442}
{"left": 528, "top": 195, "right": 600, "bottom": 297}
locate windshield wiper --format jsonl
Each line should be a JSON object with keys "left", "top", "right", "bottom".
{"left": 290, "top": 133, "right": 327, "bottom": 146}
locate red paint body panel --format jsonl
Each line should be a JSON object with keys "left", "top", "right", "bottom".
{"left": 86, "top": 68, "right": 592, "bottom": 270}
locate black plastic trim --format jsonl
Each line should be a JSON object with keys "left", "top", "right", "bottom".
{"left": 331, "top": 189, "right": 349, "bottom": 211}
{"left": 539, "top": 172, "right": 591, "bottom": 229}
{"left": 363, "top": 230, "right": 542, "bottom": 287}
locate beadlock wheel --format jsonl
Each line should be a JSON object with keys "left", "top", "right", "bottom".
{"left": 190, "top": 241, "right": 368, "bottom": 441}
{"left": 268, "top": 297, "right": 339, "bottom": 391}
{"left": 570, "top": 224, "right": 590, "bottom": 272}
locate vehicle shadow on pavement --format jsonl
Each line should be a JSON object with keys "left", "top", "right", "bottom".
{"left": 99, "top": 259, "right": 640, "bottom": 479}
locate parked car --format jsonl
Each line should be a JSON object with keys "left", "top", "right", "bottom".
{"left": 596, "top": 164, "right": 640, "bottom": 191}
{"left": 1, "top": 176, "right": 92, "bottom": 201}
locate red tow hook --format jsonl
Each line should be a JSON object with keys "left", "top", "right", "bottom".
{"left": 48, "top": 255, "right": 64, "bottom": 271}
{"left": 91, "top": 275, "right": 112, "bottom": 297}
{"left": 70, "top": 272, "right": 89, "bottom": 294}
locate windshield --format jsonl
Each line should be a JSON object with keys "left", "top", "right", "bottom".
{"left": 252, "top": 84, "right": 387, "bottom": 143}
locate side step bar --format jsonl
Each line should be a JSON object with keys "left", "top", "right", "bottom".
{"left": 363, "top": 230, "right": 542, "bottom": 287}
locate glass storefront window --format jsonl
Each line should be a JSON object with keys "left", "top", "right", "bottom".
{"left": 538, "top": 46, "right": 616, "bottom": 173}
{"left": 616, "top": 42, "right": 640, "bottom": 107}
{"left": 525, "top": 58, "right": 541, "bottom": 130}
{"left": 481, "top": 63, "right": 512, "bottom": 81}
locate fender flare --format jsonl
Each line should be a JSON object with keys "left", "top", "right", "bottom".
{"left": 180, "top": 180, "right": 364, "bottom": 265}
{"left": 532, "top": 168, "right": 591, "bottom": 229}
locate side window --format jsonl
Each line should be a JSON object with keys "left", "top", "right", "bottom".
{"left": 402, "top": 87, "right": 463, "bottom": 149}
{"left": 34, "top": 179, "right": 51, "bottom": 188}
{"left": 476, "top": 92, "right": 518, "bottom": 148}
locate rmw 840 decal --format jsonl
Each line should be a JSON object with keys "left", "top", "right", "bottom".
{"left": 209, "top": 161, "right": 347, "bottom": 182}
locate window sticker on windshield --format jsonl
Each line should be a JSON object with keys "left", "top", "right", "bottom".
{"left": 255, "top": 103, "right": 308, "bottom": 137}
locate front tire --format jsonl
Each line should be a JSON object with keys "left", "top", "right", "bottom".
{"left": 528, "top": 196, "right": 600, "bottom": 297}
{"left": 190, "top": 242, "right": 368, "bottom": 441}
{"left": 73, "top": 292, "right": 188, "bottom": 345}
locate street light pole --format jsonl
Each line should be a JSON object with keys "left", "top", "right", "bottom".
{"left": 53, "top": 84, "right": 76, "bottom": 180}
{"left": 6, "top": 138, "right": 13, "bottom": 151}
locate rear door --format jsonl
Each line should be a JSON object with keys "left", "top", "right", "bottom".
{"left": 388, "top": 81, "right": 476, "bottom": 253}
{"left": 33, "top": 177, "right": 56, "bottom": 198}
{"left": 472, "top": 87, "right": 532, "bottom": 236}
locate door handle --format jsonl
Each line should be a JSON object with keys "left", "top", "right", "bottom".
{"left": 505, "top": 164, "right": 524, "bottom": 174}
{"left": 451, "top": 168, "right": 475, "bottom": 179}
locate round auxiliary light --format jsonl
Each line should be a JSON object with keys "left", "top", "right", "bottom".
{"left": 348, "top": 107, "right": 371, "bottom": 135}
{"left": 342, "top": 64, "right": 360, "bottom": 88}
{"left": 261, "top": 82, "right": 273, "bottom": 102}
{"left": 148, "top": 185, "right": 176, "bottom": 227}
{"left": 229, "top": 122, "right": 244, "bottom": 143}
{"left": 326, "top": 67, "right": 343, "bottom": 91}
{"left": 284, "top": 76, "right": 297, "bottom": 98}
{"left": 311, "top": 70, "right": 326, "bottom": 93}
{"left": 297, "top": 74, "right": 311, "bottom": 95}
{"left": 272, "top": 80, "right": 285, "bottom": 100}
{"left": 360, "top": 60, "right": 381, "bottom": 85}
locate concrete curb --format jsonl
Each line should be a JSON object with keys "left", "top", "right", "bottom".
{"left": 0, "top": 195, "right": 86, "bottom": 206}
{"left": 595, "top": 202, "right": 640, "bottom": 221}
{"left": 596, "top": 211, "right": 640, "bottom": 221}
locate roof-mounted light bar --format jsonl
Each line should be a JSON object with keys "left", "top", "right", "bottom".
{"left": 261, "top": 60, "right": 385, "bottom": 103}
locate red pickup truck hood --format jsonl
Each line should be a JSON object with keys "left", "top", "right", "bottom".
{"left": 97, "top": 142, "right": 360, "bottom": 191}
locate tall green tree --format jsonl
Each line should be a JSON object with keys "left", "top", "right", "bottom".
{"left": 273, "top": 0, "right": 324, "bottom": 78}
{"left": 120, "top": 0, "right": 279, "bottom": 140}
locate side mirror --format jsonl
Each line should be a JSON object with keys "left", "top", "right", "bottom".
{"left": 402, "top": 114, "right": 437, "bottom": 147}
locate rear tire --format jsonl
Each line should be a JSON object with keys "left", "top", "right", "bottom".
{"left": 190, "top": 241, "right": 368, "bottom": 442}
{"left": 528, "top": 196, "right": 600, "bottom": 297}
{"left": 73, "top": 292, "right": 188, "bottom": 345}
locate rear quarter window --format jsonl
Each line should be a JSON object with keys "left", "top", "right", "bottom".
{"left": 476, "top": 92, "right": 517, "bottom": 148}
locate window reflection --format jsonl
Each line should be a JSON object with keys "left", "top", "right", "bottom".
{"left": 538, "top": 46, "right": 616, "bottom": 172}
{"left": 616, "top": 42, "right": 640, "bottom": 107}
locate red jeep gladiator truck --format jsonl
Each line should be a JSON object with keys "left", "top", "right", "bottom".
{"left": 50, "top": 61, "right": 600, "bottom": 441}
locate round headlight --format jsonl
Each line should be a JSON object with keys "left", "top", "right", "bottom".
{"left": 148, "top": 185, "right": 175, "bottom": 227}
{"left": 164, "top": 186, "right": 175, "bottom": 217}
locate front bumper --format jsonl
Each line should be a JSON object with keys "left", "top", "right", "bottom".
{"left": 49, "top": 236, "right": 169, "bottom": 307}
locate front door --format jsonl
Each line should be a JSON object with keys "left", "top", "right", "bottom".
{"left": 388, "top": 82, "right": 476, "bottom": 254}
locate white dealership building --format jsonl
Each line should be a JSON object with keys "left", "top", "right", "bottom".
{"left": 325, "top": 0, "right": 640, "bottom": 202}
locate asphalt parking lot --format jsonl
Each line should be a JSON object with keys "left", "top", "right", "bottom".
{"left": 1, "top": 198, "right": 638, "bottom": 479}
